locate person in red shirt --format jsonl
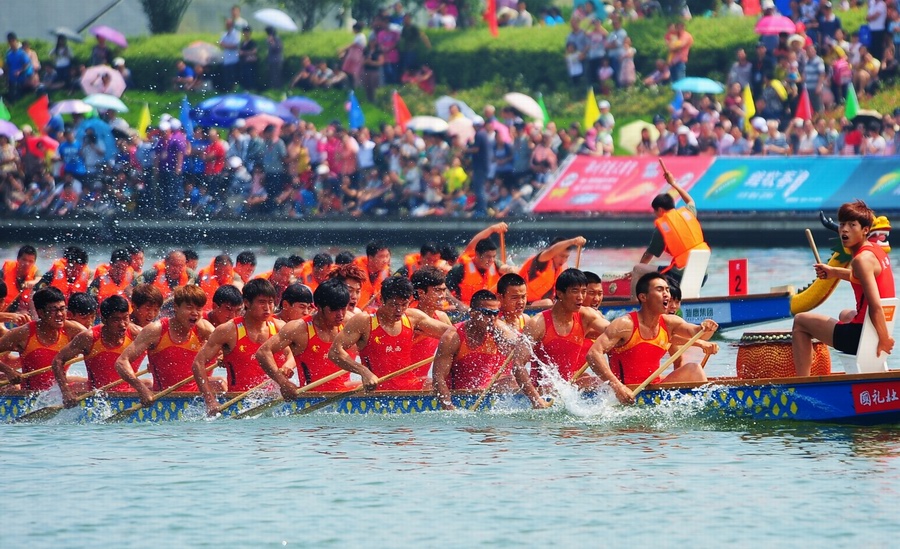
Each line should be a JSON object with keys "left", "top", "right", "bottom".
{"left": 66, "top": 292, "right": 98, "bottom": 329}
{"left": 205, "top": 284, "right": 243, "bottom": 328}
{"left": 497, "top": 273, "right": 528, "bottom": 333}
{"left": 326, "top": 263, "right": 367, "bottom": 317}
{"left": 587, "top": 272, "right": 718, "bottom": 404}
{"left": 233, "top": 251, "right": 257, "bottom": 290}
{"left": 258, "top": 278, "right": 351, "bottom": 397}
{"left": 276, "top": 283, "right": 314, "bottom": 322}
{"left": 327, "top": 276, "right": 451, "bottom": 391}
{"left": 409, "top": 266, "right": 453, "bottom": 388}
{"left": 203, "top": 128, "right": 228, "bottom": 194}
{"left": 129, "top": 284, "right": 163, "bottom": 328}
{"left": 192, "top": 279, "right": 289, "bottom": 415}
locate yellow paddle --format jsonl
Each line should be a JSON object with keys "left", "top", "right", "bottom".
{"left": 14, "top": 368, "right": 149, "bottom": 423}
{"left": 575, "top": 244, "right": 583, "bottom": 269}
{"left": 104, "top": 364, "right": 216, "bottom": 423}
{"left": 500, "top": 232, "right": 507, "bottom": 265}
{"left": 469, "top": 351, "right": 516, "bottom": 411}
{"left": 0, "top": 355, "right": 83, "bottom": 388}
{"left": 231, "top": 367, "right": 357, "bottom": 419}
{"left": 632, "top": 329, "right": 708, "bottom": 398}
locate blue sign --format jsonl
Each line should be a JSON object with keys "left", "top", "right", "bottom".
{"left": 823, "top": 158, "right": 900, "bottom": 211}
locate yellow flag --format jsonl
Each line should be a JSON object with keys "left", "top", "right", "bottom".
{"left": 583, "top": 87, "right": 600, "bottom": 131}
{"left": 742, "top": 86, "right": 755, "bottom": 130}
{"left": 137, "top": 102, "right": 151, "bottom": 139}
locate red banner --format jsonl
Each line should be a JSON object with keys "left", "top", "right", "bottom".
{"left": 852, "top": 381, "right": 900, "bottom": 414}
{"left": 530, "top": 156, "right": 714, "bottom": 214}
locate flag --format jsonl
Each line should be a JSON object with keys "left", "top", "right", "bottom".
{"left": 348, "top": 90, "right": 365, "bottom": 130}
{"left": 537, "top": 92, "right": 550, "bottom": 124}
{"left": 137, "top": 102, "right": 151, "bottom": 139}
{"left": 845, "top": 85, "right": 859, "bottom": 120}
{"left": 27, "top": 95, "right": 51, "bottom": 133}
{"left": 583, "top": 87, "right": 600, "bottom": 131}
{"left": 180, "top": 96, "right": 194, "bottom": 135}
{"left": 392, "top": 90, "right": 411, "bottom": 132}
{"left": 670, "top": 89, "right": 683, "bottom": 114}
{"left": 742, "top": 85, "right": 755, "bottom": 130}
{"left": 0, "top": 99, "right": 10, "bottom": 121}
{"left": 795, "top": 87, "right": 812, "bottom": 121}
{"left": 484, "top": 0, "right": 498, "bottom": 38}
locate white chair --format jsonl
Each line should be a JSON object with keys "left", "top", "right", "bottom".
{"left": 842, "top": 297, "right": 898, "bottom": 374}
{"left": 678, "top": 248, "right": 711, "bottom": 300}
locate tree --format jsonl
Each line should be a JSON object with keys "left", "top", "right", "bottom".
{"left": 140, "top": 0, "right": 193, "bottom": 34}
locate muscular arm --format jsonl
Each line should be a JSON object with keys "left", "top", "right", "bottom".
{"left": 432, "top": 328, "right": 462, "bottom": 409}
{"left": 0, "top": 327, "right": 28, "bottom": 381}
{"left": 116, "top": 322, "right": 161, "bottom": 405}
{"left": 586, "top": 316, "right": 635, "bottom": 404}
{"left": 408, "top": 308, "right": 452, "bottom": 338}
{"left": 191, "top": 323, "right": 234, "bottom": 415}
{"left": 581, "top": 307, "right": 611, "bottom": 339}
{"left": 327, "top": 314, "right": 377, "bottom": 389}
{"left": 536, "top": 236, "right": 586, "bottom": 264}
{"left": 52, "top": 331, "right": 92, "bottom": 407}
{"left": 462, "top": 222, "right": 508, "bottom": 258}
{"left": 256, "top": 319, "right": 307, "bottom": 399}
{"left": 514, "top": 313, "right": 549, "bottom": 407}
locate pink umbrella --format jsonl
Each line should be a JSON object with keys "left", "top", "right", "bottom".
{"left": 0, "top": 120, "right": 23, "bottom": 140}
{"left": 755, "top": 15, "right": 796, "bottom": 36}
{"left": 91, "top": 25, "right": 128, "bottom": 48}
{"left": 245, "top": 114, "right": 284, "bottom": 134}
{"left": 491, "top": 120, "right": 511, "bottom": 144}
{"left": 81, "top": 65, "right": 127, "bottom": 97}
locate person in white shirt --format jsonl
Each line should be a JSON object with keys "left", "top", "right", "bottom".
{"left": 219, "top": 18, "right": 241, "bottom": 91}
{"left": 863, "top": 122, "right": 887, "bottom": 155}
{"left": 867, "top": 0, "right": 888, "bottom": 62}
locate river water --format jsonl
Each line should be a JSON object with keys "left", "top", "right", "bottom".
{"left": 2, "top": 244, "right": 899, "bottom": 547}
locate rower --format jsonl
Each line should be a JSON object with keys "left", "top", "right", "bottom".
{"left": 792, "top": 200, "right": 896, "bottom": 376}
{"left": 89, "top": 249, "right": 134, "bottom": 302}
{"left": 409, "top": 266, "right": 453, "bottom": 388}
{"left": 233, "top": 250, "right": 257, "bottom": 290}
{"left": 448, "top": 238, "right": 507, "bottom": 305}
{"left": 584, "top": 271, "right": 605, "bottom": 311}
{"left": 277, "top": 283, "right": 314, "bottom": 322}
{"left": 326, "top": 263, "right": 367, "bottom": 317}
{"left": 327, "top": 276, "right": 451, "bottom": 391}
{"left": 135, "top": 250, "right": 196, "bottom": 301}
{"left": 299, "top": 253, "right": 333, "bottom": 292}
{"left": 127, "top": 245, "right": 145, "bottom": 274}
{"left": 32, "top": 246, "right": 91, "bottom": 303}
{"left": 254, "top": 257, "right": 294, "bottom": 304}
{"left": 130, "top": 284, "right": 163, "bottom": 328}
{"left": 518, "top": 236, "right": 586, "bottom": 307}
{"left": 398, "top": 243, "right": 449, "bottom": 279}
{"left": 193, "top": 279, "right": 289, "bottom": 416}
{"left": 352, "top": 241, "right": 392, "bottom": 311}
{"left": 205, "top": 284, "right": 243, "bottom": 327}
{"left": 183, "top": 249, "right": 200, "bottom": 272}
{"left": 433, "top": 290, "right": 546, "bottom": 410}
{"left": 67, "top": 292, "right": 98, "bottom": 329}
{"left": 197, "top": 254, "right": 234, "bottom": 306}
{"left": 522, "top": 269, "right": 610, "bottom": 391}
{"left": 587, "top": 272, "right": 718, "bottom": 404}
{"left": 496, "top": 273, "right": 528, "bottom": 333}
{"left": 257, "top": 279, "right": 351, "bottom": 398}
{"left": 115, "top": 285, "right": 217, "bottom": 408}
{"left": 52, "top": 295, "right": 146, "bottom": 408}
{"left": 1, "top": 244, "right": 38, "bottom": 311}
{"left": 0, "top": 287, "right": 87, "bottom": 392}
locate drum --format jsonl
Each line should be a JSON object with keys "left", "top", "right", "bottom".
{"left": 736, "top": 330, "right": 831, "bottom": 379}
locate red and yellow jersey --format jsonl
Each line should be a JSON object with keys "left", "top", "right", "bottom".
{"left": 608, "top": 312, "right": 671, "bottom": 385}
{"left": 359, "top": 313, "right": 416, "bottom": 390}
{"left": 450, "top": 322, "right": 505, "bottom": 390}
{"left": 2, "top": 260, "right": 38, "bottom": 310}
{"left": 223, "top": 316, "right": 285, "bottom": 391}
{"left": 847, "top": 243, "right": 896, "bottom": 325}
{"left": 20, "top": 321, "right": 71, "bottom": 391}
{"left": 84, "top": 324, "right": 140, "bottom": 391}
{"left": 531, "top": 309, "right": 586, "bottom": 385}
{"left": 297, "top": 316, "right": 348, "bottom": 391}
{"left": 410, "top": 310, "right": 443, "bottom": 377}
{"left": 148, "top": 317, "right": 203, "bottom": 391}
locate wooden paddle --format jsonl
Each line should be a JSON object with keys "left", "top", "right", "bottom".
{"left": 0, "top": 355, "right": 83, "bottom": 388}
{"left": 14, "top": 368, "right": 149, "bottom": 423}
{"left": 231, "top": 368, "right": 354, "bottom": 419}
{"left": 500, "top": 232, "right": 507, "bottom": 265}
{"left": 632, "top": 329, "right": 708, "bottom": 398}
{"left": 574, "top": 345, "right": 712, "bottom": 384}
{"left": 290, "top": 356, "right": 436, "bottom": 417}
{"left": 469, "top": 351, "right": 516, "bottom": 411}
{"left": 104, "top": 364, "right": 216, "bottom": 423}
{"left": 805, "top": 228, "right": 823, "bottom": 264}
{"left": 575, "top": 244, "right": 583, "bottom": 269}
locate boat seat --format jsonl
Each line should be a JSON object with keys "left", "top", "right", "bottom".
{"left": 679, "top": 248, "right": 711, "bottom": 300}
{"left": 840, "top": 297, "right": 898, "bottom": 374}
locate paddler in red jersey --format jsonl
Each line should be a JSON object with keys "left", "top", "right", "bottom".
{"left": 192, "top": 279, "right": 290, "bottom": 415}
{"left": 433, "top": 290, "right": 546, "bottom": 410}
{"left": 52, "top": 295, "right": 145, "bottom": 408}
{"left": 409, "top": 266, "right": 453, "bottom": 388}
{"left": 328, "top": 276, "right": 452, "bottom": 391}
{"left": 521, "top": 269, "right": 610, "bottom": 391}
{"left": 587, "top": 272, "right": 719, "bottom": 404}
{"left": 496, "top": 273, "right": 528, "bottom": 333}
{"left": 66, "top": 292, "right": 98, "bottom": 329}
{"left": 205, "top": 285, "right": 244, "bottom": 327}
{"left": 518, "top": 236, "right": 586, "bottom": 307}
{"left": 326, "top": 263, "right": 367, "bottom": 318}
{"left": 793, "top": 200, "right": 896, "bottom": 376}
{"left": 0, "top": 287, "right": 87, "bottom": 391}
{"left": 257, "top": 279, "right": 352, "bottom": 398}
{"left": 115, "top": 285, "right": 218, "bottom": 407}
{"left": 1, "top": 244, "right": 38, "bottom": 311}
{"left": 129, "top": 284, "right": 163, "bottom": 328}
{"left": 576, "top": 271, "right": 606, "bottom": 366}
{"left": 276, "top": 283, "right": 314, "bottom": 322}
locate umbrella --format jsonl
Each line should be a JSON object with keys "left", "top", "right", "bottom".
{"left": 0, "top": 120, "right": 23, "bottom": 141}
{"left": 617, "top": 120, "right": 660, "bottom": 155}
{"left": 244, "top": 113, "right": 285, "bottom": 133}
{"left": 75, "top": 118, "right": 116, "bottom": 162}
{"left": 81, "top": 65, "right": 127, "bottom": 97}
{"left": 448, "top": 117, "right": 475, "bottom": 146}
{"left": 26, "top": 135, "right": 60, "bottom": 157}
{"left": 435, "top": 96, "right": 477, "bottom": 120}
{"left": 280, "top": 96, "right": 323, "bottom": 115}
{"left": 49, "top": 27, "right": 83, "bottom": 43}
{"left": 84, "top": 93, "right": 129, "bottom": 113}
{"left": 254, "top": 9, "right": 299, "bottom": 32}
{"left": 191, "top": 93, "right": 296, "bottom": 128}
{"left": 182, "top": 41, "right": 223, "bottom": 66}
{"left": 50, "top": 99, "right": 94, "bottom": 116}
{"left": 755, "top": 15, "right": 796, "bottom": 35}
{"left": 671, "top": 77, "right": 725, "bottom": 94}
{"left": 503, "top": 92, "right": 544, "bottom": 121}
{"left": 406, "top": 116, "right": 450, "bottom": 133}
{"left": 90, "top": 25, "right": 128, "bottom": 48}
{"left": 491, "top": 120, "right": 512, "bottom": 144}
{"left": 851, "top": 109, "right": 883, "bottom": 129}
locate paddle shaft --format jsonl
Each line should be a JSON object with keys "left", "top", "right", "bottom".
{"left": 469, "top": 351, "right": 516, "bottom": 411}
{"left": 632, "top": 329, "right": 708, "bottom": 397}
{"left": 500, "top": 232, "right": 507, "bottom": 265}
{"left": 13, "top": 368, "right": 149, "bottom": 422}
{"left": 105, "top": 364, "right": 216, "bottom": 423}
{"left": 805, "top": 228, "right": 823, "bottom": 264}
{"left": 231, "top": 368, "right": 355, "bottom": 419}
{"left": 575, "top": 244, "right": 583, "bottom": 269}
{"left": 0, "top": 354, "right": 82, "bottom": 387}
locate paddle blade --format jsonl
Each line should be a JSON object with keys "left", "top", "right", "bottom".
{"left": 14, "top": 405, "right": 64, "bottom": 423}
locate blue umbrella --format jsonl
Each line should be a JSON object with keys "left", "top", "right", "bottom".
{"left": 191, "top": 93, "right": 296, "bottom": 128}
{"left": 75, "top": 118, "right": 115, "bottom": 162}
{"left": 671, "top": 77, "right": 725, "bottom": 94}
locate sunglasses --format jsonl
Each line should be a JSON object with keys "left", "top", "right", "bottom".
{"left": 472, "top": 307, "right": 499, "bottom": 317}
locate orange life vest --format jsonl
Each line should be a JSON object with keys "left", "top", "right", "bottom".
{"left": 47, "top": 259, "right": 91, "bottom": 299}
{"left": 654, "top": 207, "right": 710, "bottom": 271}
{"left": 151, "top": 264, "right": 190, "bottom": 300}
{"left": 518, "top": 255, "right": 564, "bottom": 303}
{"left": 197, "top": 259, "right": 234, "bottom": 305}
{"left": 93, "top": 264, "right": 134, "bottom": 301}
{"left": 456, "top": 254, "right": 499, "bottom": 304}
{"left": 353, "top": 256, "right": 390, "bottom": 311}
{"left": 2, "top": 260, "right": 37, "bottom": 310}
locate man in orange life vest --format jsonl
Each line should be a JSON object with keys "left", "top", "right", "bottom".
{"left": 587, "top": 272, "right": 718, "bottom": 404}
{"left": 638, "top": 163, "right": 709, "bottom": 287}
{"left": 433, "top": 289, "right": 546, "bottom": 410}
{"left": 398, "top": 243, "right": 449, "bottom": 279}
{"left": 447, "top": 237, "right": 514, "bottom": 305}
{"left": 409, "top": 266, "right": 453, "bottom": 388}
{"left": 353, "top": 241, "right": 392, "bottom": 311}
{"left": 257, "top": 279, "right": 352, "bottom": 399}
{"left": 232, "top": 250, "right": 257, "bottom": 290}
{"left": 497, "top": 273, "right": 528, "bottom": 333}
{"left": 89, "top": 249, "right": 134, "bottom": 302}
{"left": 193, "top": 279, "right": 290, "bottom": 416}
{"left": 0, "top": 287, "right": 88, "bottom": 391}
{"left": 518, "top": 236, "right": 586, "bottom": 307}
{"left": 298, "top": 253, "right": 333, "bottom": 292}
{"left": 1, "top": 244, "right": 38, "bottom": 311}
{"left": 127, "top": 245, "right": 145, "bottom": 274}
{"left": 32, "top": 246, "right": 91, "bottom": 303}
{"left": 183, "top": 249, "right": 200, "bottom": 272}
{"left": 129, "top": 284, "right": 163, "bottom": 328}
{"left": 52, "top": 295, "right": 146, "bottom": 408}
{"left": 115, "top": 285, "right": 217, "bottom": 407}
{"left": 328, "top": 276, "right": 451, "bottom": 391}
{"left": 521, "top": 269, "right": 610, "bottom": 391}
{"left": 792, "top": 200, "right": 896, "bottom": 376}
{"left": 205, "top": 284, "right": 244, "bottom": 327}
{"left": 135, "top": 250, "right": 196, "bottom": 301}
{"left": 276, "top": 283, "right": 314, "bottom": 322}
{"left": 197, "top": 254, "right": 234, "bottom": 305}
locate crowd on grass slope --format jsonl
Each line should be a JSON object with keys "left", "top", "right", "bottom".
{"left": 1, "top": 1, "right": 900, "bottom": 221}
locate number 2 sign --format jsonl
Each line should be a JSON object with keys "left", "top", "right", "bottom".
{"left": 729, "top": 259, "right": 748, "bottom": 296}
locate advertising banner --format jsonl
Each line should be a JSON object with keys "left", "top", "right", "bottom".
{"left": 823, "top": 158, "right": 900, "bottom": 211}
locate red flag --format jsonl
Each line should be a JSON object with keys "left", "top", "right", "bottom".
{"left": 27, "top": 95, "right": 51, "bottom": 133}
{"left": 393, "top": 90, "right": 412, "bottom": 132}
{"left": 795, "top": 87, "right": 812, "bottom": 121}
{"left": 484, "top": 0, "right": 498, "bottom": 38}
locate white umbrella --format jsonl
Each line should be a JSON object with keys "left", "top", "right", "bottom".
{"left": 83, "top": 93, "right": 129, "bottom": 113}
{"left": 182, "top": 41, "right": 223, "bottom": 66}
{"left": 503, "top": 92, "right": 544, "bottom": 121}
{"left": 617, "top": 120, "right": 659, "bottom": 155}
{"left": 50, "top": 99, "right": 94, "bottom": 116}
{"left": 435, "top": 96, "right": 477, "bottom": 120}
{"left": 49, "top": 27, "right": 83, "bottom": 43}
{"left": 406, "top": 116, "right": 450, "bottom": 133}
{"left": 448, "top": 117, "right": 475, "bottom": 146}
{"left": 254, "top": 9, "right": 299, "bottom": 32}
{"left": 81, "top": 65, "right": 127, "bottom": 97}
